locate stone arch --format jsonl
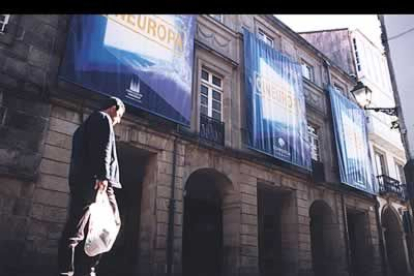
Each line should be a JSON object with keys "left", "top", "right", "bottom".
{"left": 182, "top": 168, "right": 240, "bottom": 276}
{"left": 309, "top": 200, "right": 342, "bottom": 276}
{"left": 382, "top": 205, "right": 408, "bottom": 275}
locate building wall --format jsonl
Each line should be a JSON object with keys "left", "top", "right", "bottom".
{"left": 381, "top": 15, "right": 414, "bottom": 159}
{"left": 300, "top": 29, "right": 356, "bottom": 77}
{"left": 0, "top": 14, "right": 387, "bottom": 276}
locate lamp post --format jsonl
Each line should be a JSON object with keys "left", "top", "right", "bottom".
{"left": 350, "top": 81, "right": 399, "bottom": 128}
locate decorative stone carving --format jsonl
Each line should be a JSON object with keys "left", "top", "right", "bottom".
{"left": 306, "top": 90, "right": 325, "bottom": 114}
{"left": 197, "top": 24, "right": 231, "bottom": 55}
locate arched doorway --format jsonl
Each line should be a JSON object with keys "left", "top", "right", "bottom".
{"left": 182, "top": 168, "right": 238, "bottom": 276}
{"left": 382, "top": 207, "right": 408, "bottom": 275}
{"left": 309, "top": 200, "right": 341, "bottom": 276}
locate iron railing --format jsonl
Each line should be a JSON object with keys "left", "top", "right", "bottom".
{"left": 377, "top": 174, "right": 407, "bottom": 201}
{"left": 199, "top": 114, "right": 225, "bottom": 146}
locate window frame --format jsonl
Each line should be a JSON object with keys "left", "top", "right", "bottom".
{"left": 333, "top": 83, "right": 345, "bottom": 94}
{"left": 199, "top": 67, "right": 223, "bottom": 122}
{"left": 353, "top": 38, "right": 362, "bottom": 72}
{"left": 0, "top": 14, "right": 10, "bottom": 34}
{"left": 301, "top": 60, "right": 315, "bottom": 82}
{"left": 258, "top": 28, "right": 274, "bottom": 47}
{"left": 374, "top": 150, "right": 388, "bottom": 176}
{"left": 395, "top": 161, "right": 406, "bottom": 183}
{"left": 308, "top": 123, "right": 321, "bottom": 161}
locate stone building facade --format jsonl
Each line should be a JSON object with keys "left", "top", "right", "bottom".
{"left": 0, "top": 14, "right": 393, "bottom": 276}
{"left": 302, "top": 27, "right": 413, "bottom": 276}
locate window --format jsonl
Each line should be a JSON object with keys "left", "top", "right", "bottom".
{"left": 209, "top": 14, "right": 223, "bottom": 23}
{"left": 258, "top": 28, "right": 274, "bottom": 47}
{"left": 0, "top": 14, "right": 10, "bottom": 33}
{"left": 302, "top": 61, "right": 314, "bottom": 82}
{"left": 200, "top": 68, "right": 223, "bottom": 121}
{"left": 395, "top": 162, "right": 406, "bottom": 183}
{"left": 353, "top": 38, "right": 362, "bottom": 72}
{"left": 308, "top": 124, "right": 320, "bottom": 161}
{"left": 403, "top": 211, "right": 413, "bottom": 234}
{"left": 374, "top": 151, "right": 387, "bottom": 176}
{"left": 334, "top": 84, "right": 345, "bottom": 94}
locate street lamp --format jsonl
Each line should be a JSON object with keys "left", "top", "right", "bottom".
{"left": 350, "top": 81, "right": 398, "bottom": 116}
{"left": 351, "top": 81, "right": 400, "bottom": 129}
{"left": 350, "top": 81, "right": 399, "bottom": 128}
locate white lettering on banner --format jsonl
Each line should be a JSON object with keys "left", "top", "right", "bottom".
{"left": 253, "top": 71, "right": 297, "bottom": 113}
{"left": 105, "top": 15, "right": 184, "bottom": 55}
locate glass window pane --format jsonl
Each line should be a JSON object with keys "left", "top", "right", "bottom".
{"left": 212, "top": 100, "right": 221, "bottom": 111}
{"left": 266, "top": 37, "right": 273, "bottom": 46}
{"left": 212, "top": 90, "right": 221, "bottom": 101}
{"left": 200, "top": 85, "right": 208, "bottom": 95}
{"left": 212, "top": 76, "right": 221, "bottom": 87}
{"left": 200, "top": 105, "right": 208, "bottom": 115}
{"left": 212, "top": 111, "right": 221, "bottom": 120}
{"left": 308, "top": 124, "right": 317, "bottom": 134}
{"left": 201, "top": 95, "right": 208, "bottom": 105}
{"left": 302, "top": 64, "right": 310, "bottom": 79}
{"left": 201, "top": 70, "right": 209, "bottom": 81}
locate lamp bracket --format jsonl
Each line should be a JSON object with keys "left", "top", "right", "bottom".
{"left": 364, "top": 107, "right": 398, "bottom": 116}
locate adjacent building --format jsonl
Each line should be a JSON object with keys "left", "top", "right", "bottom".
{"left": 0, "top": 14, "right": 400, "bottom": 276}
{"left": 301, "top": 26, "right": 413, "bottom": 275}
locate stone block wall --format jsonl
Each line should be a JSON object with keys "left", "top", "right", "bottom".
{"left": 0, "top": 14, "right": 69, "bottom": 275}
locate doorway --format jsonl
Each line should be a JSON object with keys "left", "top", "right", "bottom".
{"left": 309, "top": 200, "right": 341, "bottom": 276}
{"left": 258, "top": 185, "right": 296, "bottom": 276}
{"left": 182, "top": 170, "right": 223, "bottom": 276}
{"left": 347, "top": 210, "right": 370, "bottom": 276}
{"left": 382, "top": 207, "right": 408, "bottom": 275}
{"left": 97, "top": 144, "right": 147, "bottom": 276}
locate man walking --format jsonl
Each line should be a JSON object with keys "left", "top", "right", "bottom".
{"left": 58, "top": 97, "right": 125, "bottom": 276}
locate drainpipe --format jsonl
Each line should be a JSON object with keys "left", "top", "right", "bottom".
{"left": 323, "top": 59, "right": 332, "bottom": 87}
{"left": 324, "top": 58, "right": 353, "bottom": 275}
{"left": 167, "top": 132, "right": 178, "bottom": 276}
{"left": 375, "top": 199, "right": 388, "bottom": 276}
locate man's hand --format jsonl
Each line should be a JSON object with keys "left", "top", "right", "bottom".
{"left": 94, "top": 179, "right": 108, "bottom": 192}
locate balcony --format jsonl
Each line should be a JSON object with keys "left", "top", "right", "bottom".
{"left": 377, "top": 174, "right": 407, "bottom": 201}
{"left": 199, "top": 114, "right": 225, "bottom": 146}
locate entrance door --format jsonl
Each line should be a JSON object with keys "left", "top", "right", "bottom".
{"left": 182, "top": 172, "right": 223, "bottom": 276}
{"left": 383, "top": 208, "right": 408, "bottom": 276}
{"left": 347, "top": 211, "right": 370, "bottom": 276}
{"left": 310, "top": 201, "right": 340, "bottom": 276}
{"left": 97, "top": 144, "right": 146, "bottom": 276}
{"left": 258, "top": 187, "right": 284, "bottom": 276}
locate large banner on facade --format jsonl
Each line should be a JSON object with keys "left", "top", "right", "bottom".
{"left": 243, "top": 29, "right": 311, "bottom": 170}
{"left": 329, "top": 86, "right": 376, "bottom": 194}
{"left": 59, "top": 15, "right": 196, "bottom": 126}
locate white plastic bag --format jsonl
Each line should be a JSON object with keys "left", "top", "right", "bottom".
{"left": 84, "top": 191, "right": 121, "bottom": 257}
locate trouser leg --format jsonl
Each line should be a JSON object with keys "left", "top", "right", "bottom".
{"left": 87, "top": 186, "right": 120, "bottom": 270}
{"left": 58, "top": 185, "right": 120, "bottom": 276}
{"left": 58, "top": 187, "right": 94, "bottom": 276}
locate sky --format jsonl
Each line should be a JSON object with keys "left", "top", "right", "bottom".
{"left": 275, "top": 15, "right": 383, "bottom": 49}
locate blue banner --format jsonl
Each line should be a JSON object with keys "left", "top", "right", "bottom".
{"left": 59, "top": 15, "right": 196, "bottom": 126}
{"left": 243, "top": 29, "right": 311, "bottom": 170}
{"left": 329, "top": 86, "right": 376, "bottom": 194}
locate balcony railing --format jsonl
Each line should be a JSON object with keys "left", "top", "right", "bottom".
{"left": 377, "top": 174, "right": 407, "bottom": 201}
{"left": 199, "top": 114, "right": 224, "bottom": 146}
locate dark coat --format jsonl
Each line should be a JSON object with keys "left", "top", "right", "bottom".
{"left": 69, "top": 111, "right": 121, "bottom": 189}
